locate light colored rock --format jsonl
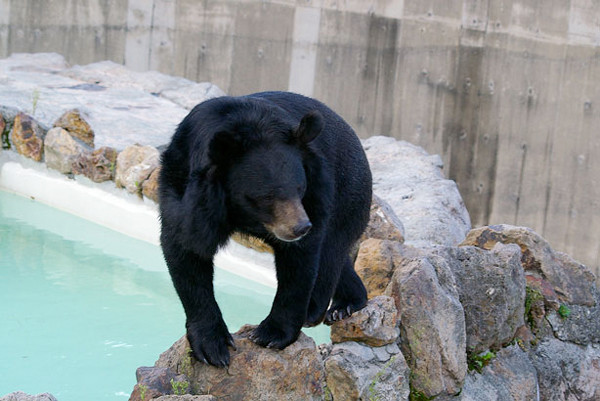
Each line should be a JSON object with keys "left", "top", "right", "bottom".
{"left": 459, "top": 346, "right": 539, "bottom": 401}
{"left": 529, "top": 338, "right": 600, "bottom": 401}
{"left": 0, "top": 393, "right": 57, "bottom": 401}
{"left": 363, "top": 136, "right": 471, "bottom": 247}
{"left": 142, "top": 165, "right": 161, "bottom": 202}
{"left": 330, "top": 295, "right": 399, "bottom": 347}
{"left": 44, "top": 127, "right": 86, "bottom": 173}
{"left": 385, "top": 256, "right": 467, "bottom": 398}
{"left": 0, "top": 53, "right": 190, "bottom": 150}
{"left": 53, "top": 109, "right": 94, "bottom": 146}
{"left": 61, "top": 60, "right": 225, "bottom": 110}
{"left": 115, "top": 145, "right": 160, "bottom": 194}
{"left": 324, "top": 341, "right": 410, "bottom": 401}
{"left": 155, "top": 326, "right": 326, "bottom": 401}
{"left": 360, "top": 194, "right": 405, "bottom": 243}
{"left": 461, "top": 224, "right": 597, "bottom": 307}
{"left": 429, "top": 243, "right": 526, "bottom": 354}
{"left": 10, "top": 112, "right": 44, "bottom": 161}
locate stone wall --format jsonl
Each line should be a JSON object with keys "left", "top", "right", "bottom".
{"left": 1, "top": 0, "right": 598, "bottom": 279}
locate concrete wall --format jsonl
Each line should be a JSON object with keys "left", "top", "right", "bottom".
{"left": 1, "top": 0, "right": 599, "bottom": 277}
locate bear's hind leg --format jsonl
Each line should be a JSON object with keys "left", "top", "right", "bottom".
{"left": 303, "top": 244, "right": 343, "bottom": 327}
{"left": 324, "top": 255, "right": 368, "bottom": 325}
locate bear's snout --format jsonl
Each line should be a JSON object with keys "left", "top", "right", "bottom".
{"left": 265, "top": 199, "right": 312, "bottom": 242}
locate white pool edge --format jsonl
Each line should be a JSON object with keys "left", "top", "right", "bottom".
{"left": 0, "top": 151, "right": 277, "bottom": 288}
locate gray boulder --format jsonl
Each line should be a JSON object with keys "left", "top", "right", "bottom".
{"left": 0, "top": 393, "right": 57, "bottom": 401}
{"left": 429, "top": 243, "right": 526, "bottom": 354}
{"left": 363, "top": 136, "right": 471, "bottom": 247}
{"left": 0, "top": 53, "right": 223, "bottom": 151}
{"left": 458, "top": 346, "right": 539, "bottom": 401}
{"left": 385, "top": 256, "right": 467, "bottom": 398}
{"left": 323, "top": 341, "right": 410, "bottom": 401}
{"left": 530, "top": 338, "right": 600, "bottom": 401}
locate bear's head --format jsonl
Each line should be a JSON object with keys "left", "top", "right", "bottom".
{"left": 208, "top": 110, "right": 324, "bottom": 242}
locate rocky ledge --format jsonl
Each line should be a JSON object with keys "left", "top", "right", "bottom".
{"left": 1, "top": 54, "right": 598, "bottom": 401}
{"left": 130, "top": 224, "right": 599, "bottom": 401}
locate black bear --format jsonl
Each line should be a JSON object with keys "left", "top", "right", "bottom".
{"left": 159, "top": 91, "right": 372, "bottom": 367}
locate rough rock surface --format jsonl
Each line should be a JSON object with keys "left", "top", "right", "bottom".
{"left": 154, "top": 396, "right": 216, "bottom": 401}
{"left": 330, "top": 295, "right": 399, "bottom": 347}
{"left": 385, "top": 256, "right": 467, "bottom": 398}
{"left": 323, "top": 341, "right": 410, "bottom": 401}
{"left": 71, "top": 146, "right": 118, "bottom": 182}
{"left": 363, "top": 136, "right": 471, "bottom": 247}
{"left": 545, "top": 293, "right": 600, "bottom": 345}
{"left": 360, "top": 194, "right": 405, "bottom": 243}
{"left": 529, "top": 338, "right": 600, "bottom": 401}
{"left": 430, "top": 243, "right": 526, "bottom": 354}
{"left": 10, "top": 112, "right": 44, "bottom": 161}
{"left": 354, "top": 239, "right": 404, "bottom": 298}
{"left": 152, "top": 326, "right": 325, "bottom": 401}
{"left": 53, "top": 109, "right": 94, "bottom": 146}
{"left": 142, "top": 166, "right": 161, "bottom": 202}
{"left": 62, "top": 60, "right": 225, "bottom": 110}
{"left": 130, "top": 366, "right": 191, "bottom": 401}
{"left": 0, "top": 53, "right": 223, "bottom": 150}
{"left": 0, "top": 393, "right": 57, "bottom": 401}
{"left": 115, "top": 144, "right": 160, "bottom": 194}
{"left": 458, "top": 346, "right": 539, "bottom": 401}
{"left": 44, "top": 127, "right": 86, "bottom": 173}
{"left": 462, "top": 224, "right": 597, "bottom": 306}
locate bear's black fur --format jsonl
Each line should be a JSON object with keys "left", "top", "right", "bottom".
{"left": 159, "top": 91, "right": 372, "bottom": 367}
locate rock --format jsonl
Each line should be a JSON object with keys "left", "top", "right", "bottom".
{"left": 0, "top": 53, "right": 189, "bottom": 150}
{"left": 324, "top": 341, "right": 410, "bottom": 401}
{"left": 0, "top": 393, "right": 57, "bottom": 401}
{"left": 153, "top": 326, "right": 325, "bottom": 401}
{"left": 529, "top": 338, "right": 600, "bottom": 401}
{"left": 362, "top": 136, "right": 471, "bottom": 247}
{"left": 459, "top": 345, "right": 539, "bottom": 401}
{"left": 330, "top": 295, "right": 399, "bottom": 347}
{"left": 62, "top": 60, "right": 225, "bottom": 110}
{"left": 155, "top": 396, "right": 217, "bottom": 401}
{"left": 115, "top": 145, "right": 160, "bottom": 194}
{"left": 142, "top": 166, "right": 161, "bottom": 202}
{"left": 129, "top": 366, "right": 191, "bottom": 401}
{"left": 44, "top": 127, "right": 87, "bottom": 173}
{"left": 53, "top": 109, "right": 94, "bottom": 146}
{"left": 71, "top": 146, "right": 118, "bottom": 182}
{"left": 360, "top": 194, "right": 405, "bottom": 243}
{"left": 431, "top": 243, "right": 526, "bottom": 354}
{"left": 545, "top": 293, "right": 600, "bottom": 345}
{"left": 354, "top": 239, "right": 402, "bottom": 298}
{"left": 461, "top": 225, "right": 597, "bottom": 307}
{"left": 10, "top": 112, "right": 44, "bottom": 161}
{"left": 385, "top": 256, "right": 467, "bottom": 398}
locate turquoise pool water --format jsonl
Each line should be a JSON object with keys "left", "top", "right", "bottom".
{"left": 0, "top": 190, "right": 328, "bottom": 400}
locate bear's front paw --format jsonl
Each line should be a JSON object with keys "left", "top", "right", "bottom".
{"left": 248, "top": 318, "right": 300, "bottom": 349}
{"left": 186, "top": 320, "right": 235, "bottom": 367}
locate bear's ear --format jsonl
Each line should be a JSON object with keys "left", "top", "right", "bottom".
{"left": 208, "top": 131, "right": 243, "bottom": 166}
{"left": 294, "top": 110, "right": 324, "bottom": 144}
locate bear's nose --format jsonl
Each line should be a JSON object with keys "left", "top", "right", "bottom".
{"left": 293, "top": 220, "right": 312, "bottom": 238}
